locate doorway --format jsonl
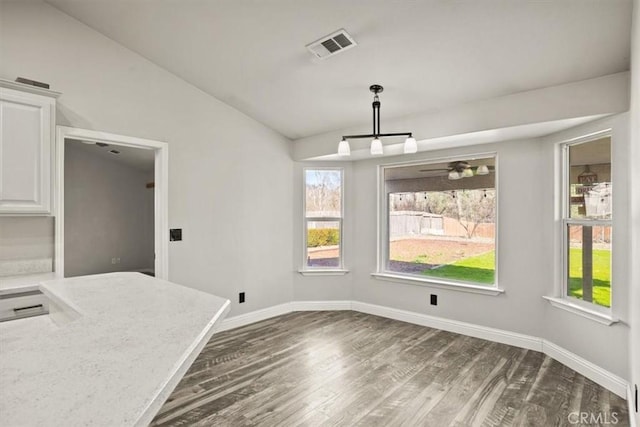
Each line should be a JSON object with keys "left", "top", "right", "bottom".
{"left": 54, "top": 127, "right": 168, "bottom": 280}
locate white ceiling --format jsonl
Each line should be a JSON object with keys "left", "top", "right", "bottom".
{"left": 67, "top": 139, "right": 155, "bottom": 173}
{"left": 47, "top": 0, "right": 632, "bottom": 140}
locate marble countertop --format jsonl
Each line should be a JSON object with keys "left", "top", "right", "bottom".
{"left": 0, "top": 272, "right": 230, "bottom": 426}
{"left": 0, "top": 272, "right": 57, "bottom": 295}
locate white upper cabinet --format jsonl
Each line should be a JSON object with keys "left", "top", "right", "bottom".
{"left": 0, "top": 80, "right": 59, "bottom": 215}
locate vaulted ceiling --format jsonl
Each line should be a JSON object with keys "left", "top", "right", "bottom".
{"left": 47, "top": 0, "right": 632, "bottom": 140}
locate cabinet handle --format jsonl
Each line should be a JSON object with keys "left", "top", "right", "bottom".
{"left": 13, "top": 304, "right": 44, "bottom": 312}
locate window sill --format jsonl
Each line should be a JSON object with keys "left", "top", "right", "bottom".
{"left": 370, "top": 272, "right": 504, "bottom": 296}
{"left": 298, "top": 269, "right": 349, "bottom": 276}
{"left": 542, "top": 296, "right": 618, "bottom": 326}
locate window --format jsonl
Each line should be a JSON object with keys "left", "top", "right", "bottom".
{"left": 562, "top": 136, "right": 612, "bottom": 310}
{"left": 380, "top": 156, "right": 497, "bottom": 287}
{"left": 303, "top": 168, "right": 343, "bottom": 270}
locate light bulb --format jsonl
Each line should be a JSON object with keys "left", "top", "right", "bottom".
{"left": 476, "top": 165, "right": 489, "bottom": 175}
{"left": 370, "top": 138, "right": 383, "bottom": 155}
{"left": 448, "top": 171, "right": 461, "bottom": 180}
{"left": 462, "top": 168, "right": 473, "bottom": 178}
{"left": 403, "top": 136, "right": 417, "bottom": 154}
{"left": 337, "top": 139, "right": 350, "bottom": 156}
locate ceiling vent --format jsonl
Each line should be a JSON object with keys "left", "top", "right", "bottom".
{"left": 306, "top": 29, "right": 357, "bottom": 59}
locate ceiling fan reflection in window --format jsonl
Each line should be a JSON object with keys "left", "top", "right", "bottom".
{"left": 419, "top": 161, "right": 494, "bottom": 180}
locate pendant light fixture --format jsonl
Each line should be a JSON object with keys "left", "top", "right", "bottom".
{"left": 337, "top": 85, "right": 415, "bottom": 156}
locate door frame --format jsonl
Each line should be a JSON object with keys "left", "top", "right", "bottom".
{"left": 54, "top": 126, "right": 169, "bottom": 280}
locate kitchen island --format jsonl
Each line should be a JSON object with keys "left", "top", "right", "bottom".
{"left": 0, "top": 272, "right": 230, "bottom": 426}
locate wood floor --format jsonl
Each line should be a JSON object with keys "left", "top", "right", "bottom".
{"left": 152, "top": 311, "right": 629, "bottom": 426}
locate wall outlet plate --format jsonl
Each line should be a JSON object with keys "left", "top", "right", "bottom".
{"left": 239, "top": 292, "right": 245, "bottom": 304}
{"left": 430, "top": 294, "right": 438, "bottom": 306}
{"left": 169, "top": 229, "right": 182, "bottom": 241}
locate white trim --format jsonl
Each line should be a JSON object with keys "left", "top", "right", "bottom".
{"left": 628, "top": 385, "right": 638, "bottom": 427}
{"left": 54, "top": 126, "right": 169, "bottom": 280}
{"left": 291, "top": 300, "right": 352, "bottom": 311}
{"left": 557, "top": 131, "right": 614, "bottom": 320}
{"left": 542, "top": 339, "right": 627, "bottom": 398}
{"left": 302, "top": 167, "right": 345, "bottom": 271}
{"left": 298, "top": 269, "right": 349, "bottom": 276}
{"left": 216, "top": 303, "right": 293, "bottom": 332}
{"left": 212, "top": 300, "right": 628, "bottom": 398}
{"left": 352, "top": 301, "right": 541, "bottom": 351}
{"left": 353, "top": 301, "right": 627, "bottom": 398}
{"left": 371, "top": 273, "right": 504, "bottom": 296}
{"left": 543, "top": 296, "right": 618, "bottom": 325}
{"left": 217, "top": 301, "right": 353, "bottom": 332}
{"left": 0, "top": 78, "right": 61, "bottom": 98}
{"left": 376, "top": 152, "right": 499, "bottom": 289}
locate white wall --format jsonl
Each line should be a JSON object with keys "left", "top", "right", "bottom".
{"left": 629, "top": 0, "right": 640, "bottom": 422}
{"left": 337, "top": 114, "right": 630, "bottom": 379}
{"left": 350, "top": 139, "right": 546, "bottom": 337}
{"left": 293, "top": 72, "right": 630, "bottom": 161}
{"left": 64, "top": 143, "right": 154, "bottom": 277}
{"left": 0, "top": 0, "right": 293, "bottom": 315}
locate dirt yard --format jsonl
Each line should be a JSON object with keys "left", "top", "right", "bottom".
{"left": 308, "top": 238, "right": 493, "bottom": 271}
{"left": 389, "top": 238, "right": 493, "bottom": 264}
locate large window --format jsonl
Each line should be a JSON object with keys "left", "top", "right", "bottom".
{"left": 562, "top": 136, "right": 612, "bottom": 310}
{"left": 304, "top": 168, "right": 343, "bottom": 269}
{"left": 380, "top": 156, "right": 497, "bottom": 287}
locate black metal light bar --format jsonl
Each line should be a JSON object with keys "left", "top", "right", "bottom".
{"left": 338, "top": 84, "right": 416, "bottom": 156}
{"left": 342, "top": 132, "right": 413, "bottom": 139}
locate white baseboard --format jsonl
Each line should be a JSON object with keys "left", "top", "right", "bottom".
{"left": 541, "top": 340, "right": 627, "bottom": 398}
{"left": 351, "top": 301, "right": 542, "bottom": 352}
{"left": 217, "top": 302, "right": 292, "bottom": 332}
{"left": 215, "top": 299, "right": 628, "bottom": 399}
{"left": 291, "top": 300, "right": 352, "bottom": 311}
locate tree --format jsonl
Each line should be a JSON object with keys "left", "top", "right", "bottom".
{"left": 452, "top": 189, "right": 496, "bottom": 238}
{"left": 389, "top": 189, "right": 496, "bottom": 239}
{"left": 306, "top": 170, "right": 341, "bottom": 216}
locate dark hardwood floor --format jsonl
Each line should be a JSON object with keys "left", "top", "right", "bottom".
{"left": 151, "top": 311, "right": 629, "bottom": 426}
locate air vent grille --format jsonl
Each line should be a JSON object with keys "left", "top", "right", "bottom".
{"left": 306, "top": 29, "right": 357, "bottom": 59}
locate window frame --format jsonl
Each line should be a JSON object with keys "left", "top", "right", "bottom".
{"left": 301, "top": 167, "right": 345, "bottom": 273}
{"left": 375, "top": 153, "right": 501, "bottom": 294}
{"left": 559, "top": 134, "right": 613, "bottom": 315}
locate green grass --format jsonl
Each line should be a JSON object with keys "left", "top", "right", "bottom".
{"left": 418, "top": 248, "right": 611, "bottom": 307}
{"left": 423, "top": 251, "right": 495, "bottom": 285}
{"left": 568, "top": 248, "right": 611, "bottom": 308}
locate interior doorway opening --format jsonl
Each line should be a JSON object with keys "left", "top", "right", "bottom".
{"left": 54, "top": 127, "right": 168, "bottom": 280}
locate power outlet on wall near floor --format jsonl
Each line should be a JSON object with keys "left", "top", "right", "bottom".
{"left": 239, "top": 292, "right": 245, "bottom": 304}
{"left": 430, "top": 294, "right": 438, "bottom": 306}
{"left": 111, "top": 257, "right": 121, "bottom": 265}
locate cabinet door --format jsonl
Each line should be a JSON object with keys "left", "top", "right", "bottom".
{"left": 0, "top": 89, "right": 54, "bottom": 214}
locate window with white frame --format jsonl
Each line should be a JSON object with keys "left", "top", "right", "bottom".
{"left": 380, "top": 156, "right": 497, "bottom": 286}
{"left": 562, "top": 136, "right": 612, "bottom": 310}
{"left": 304, "top": 169, "right": 343, "bottom": 269}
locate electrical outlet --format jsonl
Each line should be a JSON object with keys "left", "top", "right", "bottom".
{"left": 170, "top": 229, "right": 182, "bottom": 241}
{"left": 430, "top": 294, "right": 438, "bottom": 306}
{"left": 111, "top": 257, "right": 121, "bottom": 265}
{"left": 239, "top": 292, "right": 245, "bottom": 304}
